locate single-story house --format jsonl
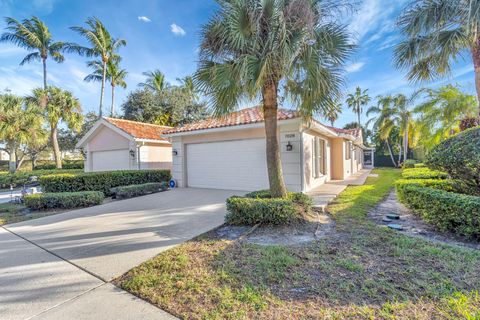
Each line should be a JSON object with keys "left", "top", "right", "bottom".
{"left": 76, "top": 117, "right": 173, "bottom": 172}
{"left": 163, "top": 107, "right": 372, "bottom": 193}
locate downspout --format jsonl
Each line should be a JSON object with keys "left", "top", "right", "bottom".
{"left": 300, "top": 121, "right": 311, "bottom": 193}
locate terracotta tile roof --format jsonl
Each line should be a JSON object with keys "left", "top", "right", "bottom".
{"left": 325, "top": 125, "right": 361, "bottom": 138}
{"left": 104, "top": 117, "right": 171, "bottom": 141}
{"left": 163, "top": 107, "right": 300, "bottom": 134}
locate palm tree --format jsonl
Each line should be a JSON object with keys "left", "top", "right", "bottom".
{"left": 68, "top": 17, "right": 126, "bottom": 116}
{"left": 367, "top": 95, "right": 398, "bottom": 167}
{"left": 27, "top": 87, "right": 83, "bottom": 169}
{"left": 415, "top": 85, "right": 477, "bottom": 149}
{"left": 395, "top": 0, "right": 480, "bottom": 117}
{"left": 0, "top": 94, "right": 44, "bottom": 173}
{"left": 0, "top": 16, "right": 66, "bottom": 89}
{"left": 346, "top": 86, "right": 370, "bottom": 129}
{"left": 324, "top": 101, "right": 342, "bottom": 126}
{"left": 139, "top": 70, "right": 168, "bottom": 93}
{"left": 85, "top": 59, "right": 127, "bottom": 116}
{"left": 195, "top": 0, "right": 353, "bottom": 197}
{"left": 177, "top": 76, "right": 197, "bottom": 99}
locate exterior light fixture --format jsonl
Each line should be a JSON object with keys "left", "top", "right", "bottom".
{"left": 172, "top": 149, "right": 178, "bottom": 156}
{"left": 129, "top": 149, "right": 136, "bottom": 158}
{"left": 286, "top": 142, "right": 293, "bottom": 151}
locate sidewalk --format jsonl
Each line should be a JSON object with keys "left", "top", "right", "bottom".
{"left": 308, "top": 169, "right": 372, "bottom": 210}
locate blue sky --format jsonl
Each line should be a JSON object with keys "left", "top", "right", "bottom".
{"left": 0, "top": 0, "right": 476, "bottom": 128}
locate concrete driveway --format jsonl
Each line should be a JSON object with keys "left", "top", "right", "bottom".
{"left": 0, "top": 188, "right": 239, "bottom": 320}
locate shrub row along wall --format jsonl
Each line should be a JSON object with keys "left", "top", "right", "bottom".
{"left": 24, "top": 191, "right": 104, "bottom": 210}
{"left": 396, "top": 183, "right": 480, "bottom": 239}
{"left": 401, "top": 167, "right": 448, "bottom": 180}
{"left": 40, "top": 170, "right": 171, "bottom": 195}
{"left": 111, "top": 182, "right": 168, "bottom": 199}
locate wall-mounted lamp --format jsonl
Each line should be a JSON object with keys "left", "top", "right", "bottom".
{"left": 129, "top": 149, "right": 136, "bottom": 158}
{"left": 286, "top": 142, "right": 293, "bottom": 151}
{"left": 172, "top": 149, "right": 178, "bottom": 156}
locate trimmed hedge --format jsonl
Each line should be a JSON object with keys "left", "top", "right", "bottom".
{"left": 111, "top": 182, "right": 168, "bottom": 199}
{"left": 396, "top": 179, "right": 468, "bottom": 194}
{"left": 24, "top": 191, "right": 104, "bottom": 210}
{"left": 35, "top": 160, "right": 84, "bottom": 170}
{"left": 402, "top": 167, "right": 448, "bottom": 180}
{"left": 0, "top": 169, "right": 82, "bottom": 189}
{"left": 40, "top": 170, "right": 171, "bottom": 195}
{"left": 225, "top": 190, "right": 312, "bottom": 225}
{"left": 402, "top": 159, "right": 418, "bottom": 169}
{"left": 396, "top": 183, "right": 480, "bottom": 239}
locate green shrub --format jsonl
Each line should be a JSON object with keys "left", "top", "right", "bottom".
{"left": 0, "top": 169, "right": 82, "bottom": 189}
{"left": 396, "top": 179, "right": 469, "bottom": 195}
{"left": 226, "top": 197, "right": 297, "bottom": 225}
{"left": 40, "top": 170, "right": 171, "bottom": 195}
{"left": 426, "top": 127, "right": 480, "bottom": 195}
{"left": 111, "top": 182, "right": 168, "bottom": 199}
{"left": 396, "top": 184, "right": 480, "bottom": 239}
{"left": 35, "top": 160, "right": 84, "bottom": 170}
{"left": 24, "top": 191, "right": 104, "bottom": 210}
{"left": 225, "top": 190, "right": 312, "bottom": 225}
{"left": 402, "top": 159, "right": 418, "bottom": 168}
{"left": 402, "top": 167, "right": 448, "bottom": 180}
{"left": 414, "top": 163, "right": 426, "bottom": 168}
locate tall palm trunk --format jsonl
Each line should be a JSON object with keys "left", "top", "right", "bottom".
{"left": 110, "top": 83, "right": 115, "bottom": 116}
{"left": 357, "top": 110, "right": 361, "bottom": 129}
{"left": 403, "top": 126, "right": 409, "bottom": 162}
{"left": 385, "top": 139, "right": 397, "bottom": 167}
{"left": 99, "top": 59, "right": 107, "bottom": 117}
{"left": 51, "top": 124, "right": 62, "bottom": 169}
{"left": 42, "top": 57, "right": 47, "bottom": 90}
{"left": 397, "top": 143, "right": 402, "bottom": 166}
{"left": 262, "top": 81, "right": 287, "bottom": 198}
{"left": 471, "top": 45, "right": 480, "bottom": 117}
{"left": 7, "top": 141, "right": 16, "bottom": 174}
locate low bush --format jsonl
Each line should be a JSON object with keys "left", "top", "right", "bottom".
{"left": 414, "top": 163, "right": 426, "bottom": 168}
{"left": 402, "top": 167, "right": 448, "bottom": 180}
{"left": 426, "top": 127, "right": 480, "bottom": 194}
{"left": 0, "top": 169, "right": 82, "bottom": 189}
{"left": 225, "top": 190, "right": 312, "bottom": 225}
{"left": 111, "top": 182, "right": 168, "bottom": 199}
{"left": 402, "top": 159, "right": 418, "bottom": 168}
{"left": 24, "top": 191, "right": 104, "bottom": 210}
{"left": 40, "top": 170, "right": 171, "bottom": 195}
{"left": 35, "top": 160, "right": 84, "bottom": 170}
{"left": 396, "top": 179, "right": 470, "bottom": 195}
{"left": 396, "top": 184, "right": 480, "bottom": 239}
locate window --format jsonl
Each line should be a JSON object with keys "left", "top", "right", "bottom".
{"left": 312, "top": 137, "right": 326, "bottom": 178}
{"left": 345, "top": 141, "right": 351, "bottom": 160}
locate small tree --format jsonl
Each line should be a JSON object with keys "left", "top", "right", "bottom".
{"left": 346, "top": 86, "right": 370, "bottom": 129}
{"left": 0, "top": 94, "right": 45, "bottom": 173}
{"left": 28, "top": 87, "right": 83, "bottom": 169}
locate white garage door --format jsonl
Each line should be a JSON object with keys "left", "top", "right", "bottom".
{"left": 186, "top": 139, "right": 269, "bottom": 191}
{"left": 92, "top": 149, "right": 130, "bottom": 172}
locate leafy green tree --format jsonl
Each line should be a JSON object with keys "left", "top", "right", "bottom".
{"left": 139, "top": 70, "right": 168, "bottom": 93}
{"left": 28, "top": 87, "right": 83, "bottom": 169}
{"left": 346, "top": 86, "right": 370, "bottom": 129}
{"left": 324, "top": 101, "right": 342, "bottom": 126}
{"left": 415, "top": 85, "right": 477, "bottom": 150}
{"left": 85, "top": 59, "right": 127, "bottom": 116}
{"left": 0, "top": 94, "right": 45, "bottom": 173}
{"left": 58, "top": 112, "right": 98, "bottom": 153}
{"left": 195, "top": 0, "right": 353, "bottom": 197}
{"left": 395, "top": 0, "right": 480, "bottom": 116}
{"left": 68, "top": 17, "right": 126, "bottom": 116}
{"left": 1, "top": 16, "right": 66, "bottom": 89}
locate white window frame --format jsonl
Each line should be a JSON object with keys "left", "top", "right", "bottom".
{"left": 345, "top": 141, "right": 351, "bottom": 160}
{"left": 312, "top": 137, "right": 326, "bottom": 178}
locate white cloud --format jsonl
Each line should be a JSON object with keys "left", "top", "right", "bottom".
{"left": 0, "top": 44, "right": 24, "bottom": 57}
{"left": 170, "top": 23, "right": 186, "bottom": 36}
{"left": 138, "top": 16, "right": 151, "bottom": 23}
{"left": 346, "top": 62, "right": 365, "bottom": 73}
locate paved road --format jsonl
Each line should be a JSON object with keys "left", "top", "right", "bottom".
{"left": 0, "top": 188, "right": 239, "bottom": 319}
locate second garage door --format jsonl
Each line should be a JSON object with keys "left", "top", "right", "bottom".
{"left": 186, "top": 139, "right": 269, "bottom": 191}
{"left": 91, "top": 149, "right": 130, "bottom": 172}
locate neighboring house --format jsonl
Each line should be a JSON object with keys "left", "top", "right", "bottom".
{"left": 76, "top": 117, "right": 172, "bottom": 172}
{"left": 163, "top": 107, "right": 371, "bottom": 192}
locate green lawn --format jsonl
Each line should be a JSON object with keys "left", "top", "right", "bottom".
{"left": 0, "top": 202, "right": 66, "bottom": 225}
{"left": 116, "top": 168, "right": 480, "bottom": 319}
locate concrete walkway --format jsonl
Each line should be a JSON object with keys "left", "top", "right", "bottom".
{"left": 0, "top": 188, "right": 239, "bottom": 320}
{"left": 308, "top": 169, "right": 372, "bottom": 210}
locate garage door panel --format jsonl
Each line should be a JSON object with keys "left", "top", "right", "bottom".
{"left": 92, "top": 149, "right": 130, "bottom": 172}
{"left": 186, "top": 139, "right": 269, "bottom": 191}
